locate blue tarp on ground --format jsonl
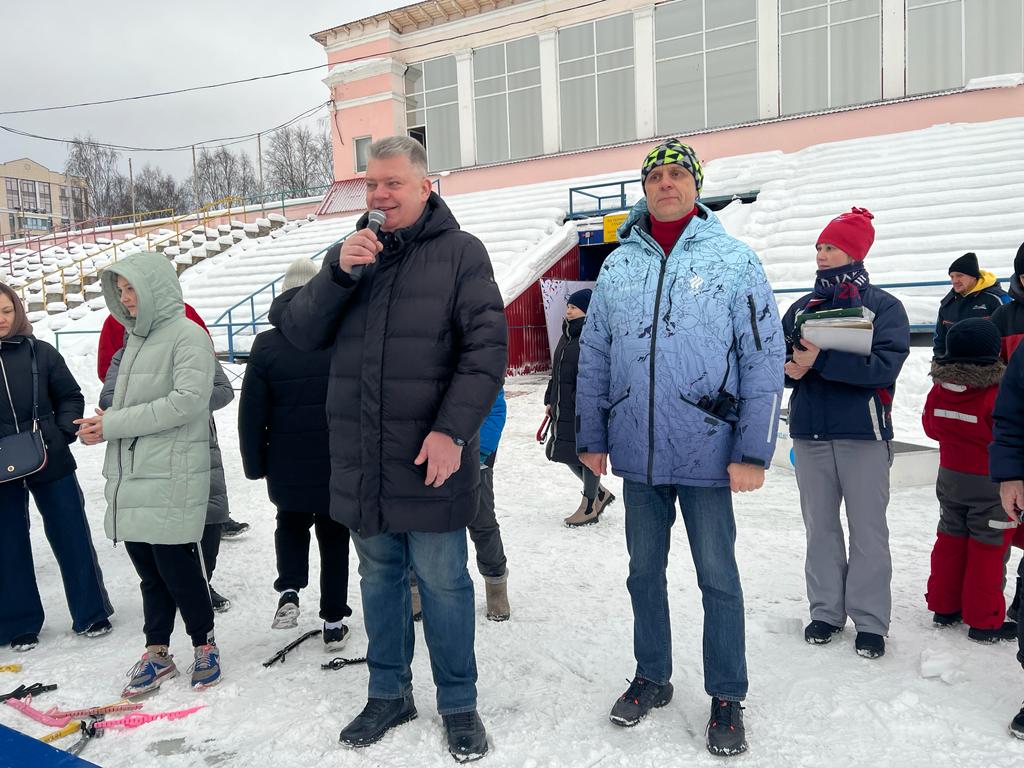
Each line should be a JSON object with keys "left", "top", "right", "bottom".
{"left": 0, "top": 723, "right": 100, "bottom": 768}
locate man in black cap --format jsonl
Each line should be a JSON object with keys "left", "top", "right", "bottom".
{"left": 934, "top": 251, "right": 1008, "bottom": 358}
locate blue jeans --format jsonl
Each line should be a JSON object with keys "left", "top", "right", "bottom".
{"left": 0, "top": 473, "right": 113, "bottom": 644}
{"left": 352, "top": 529, "right": 477, "bottom": 715}
{"left": 623, "top": 480, "right": 747, "bottom": 701}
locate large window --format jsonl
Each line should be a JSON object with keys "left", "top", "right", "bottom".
{"left": 4, "top": 178, "right": 18, "bottom": 208}
{"left": 780, "top": 0, "right": 881, "bottom": 115}
{"left": 71, "top": 186, "right": 88, "bottom": 221}
{"left": 474, "top": 36, "right": 544, "bottom": 164}
{"left": 558, "top": 14, "right": 636, "bottom": 151}
{"left": 655, "top": 0, "right": 759, "bottom": 134}
{"left": 406, "top": 57, "right": 461, "bottom": 171}
{"left": 354, "top": 136, "right": 371, "bottom": 173}
{"left": 37, "top": 182, "right": 51, "bottom": 213}
{"left": 19, "top": 180, "right": 37, "bottom": 210}
{"left": 907, "top": 0, "right": 1024, "bottom": 95}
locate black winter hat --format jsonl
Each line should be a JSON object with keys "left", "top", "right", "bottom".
{"left": 940, "top": 318, "right": 1001, "bottom": 365}
{"left": 567, "top": 288, "right": 592, "bottom": 314}
{"left": 948, "top": 252, "right": 981, "bottom": 279}
{"left": 1014, "top": 241, "right": 1024, "bottom": 278}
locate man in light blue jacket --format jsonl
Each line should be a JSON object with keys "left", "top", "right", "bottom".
{"left": 576, "top": 139, "right": 784, "bottom": 757}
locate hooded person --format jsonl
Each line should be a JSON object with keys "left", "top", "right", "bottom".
{"left": 75, "top": 251, "right": 218, "bottom": 697}
{"left": 781, "top": 207, "right": 910, "bottom": 661}
{"left": 0, "top": 282, "right": 113, "bottom": 652}
{"left": 934, "top": 251, "right": 1008, "bottom": 358}
{"left": 923, "top": 318, "right": 1017, "bottom": 642}
{"left": 543, "top": 287, "right": 615, "bottom": 526}
{"left": 238, "top": 257, "right": 353, "bottom": 649}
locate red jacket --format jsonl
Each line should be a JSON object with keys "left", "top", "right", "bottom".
{"left": 97, "top": 303, "right": 209, "bottom": 380}
{"left": 922, "top": 368, "right": 1000, "bottom": 476}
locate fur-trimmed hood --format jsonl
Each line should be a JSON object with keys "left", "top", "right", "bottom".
{"left": 930, "top": 359, "right": 1005, "bottom": 388}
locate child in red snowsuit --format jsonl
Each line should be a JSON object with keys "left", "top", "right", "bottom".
{"left": 923, "top": 318, "right": 1017, "bottom": 642}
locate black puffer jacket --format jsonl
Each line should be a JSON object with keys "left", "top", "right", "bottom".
{"left": 544, "top": 316, "right": 584, "bottom": 465}
{"left": 0, "top": 336, "right": 84, "bottom": 486}
{"left": 934, "top": 276, "right": 1007, "bottom": 357}
{"left": 991, "top": 274, "right": 1024, "bottom": 361}
{"left": 238, "top": 288, "right": 332, "bottom": 513}
{"left": 282, "top": 194, "right": 508, "bottom": 536}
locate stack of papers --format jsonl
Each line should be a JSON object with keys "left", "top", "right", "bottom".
{"left": 795, "top": 307, "right": 875, "bottom": 356}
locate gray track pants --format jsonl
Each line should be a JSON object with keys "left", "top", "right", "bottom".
{"left": 793, "top": 439, "right": 893, "bottom": 635}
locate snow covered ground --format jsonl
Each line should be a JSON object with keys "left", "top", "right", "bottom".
{"left": 2, "top": 351, "right": 1023, "bottom": 768}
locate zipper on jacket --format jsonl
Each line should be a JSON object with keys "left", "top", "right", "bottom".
{"left": 747, "top": 294, "right": 763, "bottom": 351}
{"left": 128, "top": 437, "right": 138, "bottom": 473}
{"left": 647, "top": 253, "right": 671, "bottom": 484}
{"left": 111, "top": 334, "right": 141, "bottom": 545}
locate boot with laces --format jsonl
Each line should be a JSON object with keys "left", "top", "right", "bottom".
{"left": 339, "top": 694, "right": 418, "bottom": 747}
{"left": 706, "top": 697, "right": 747, "bottom": 756}
{"left": 122, "top": 646, "right": 178, "bottom": 697}
{"left": 608, "top": 676, "right": 673, "bottom": 726}
{"left": 190, "top": 643, "right": 222, "bottom": 690}
{"left": 443, "top": 710, "right": 489, "bottom": 763}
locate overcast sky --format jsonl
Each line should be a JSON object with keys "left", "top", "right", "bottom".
{"left": 0, "top": 0, "right": 408, "bottom": 180}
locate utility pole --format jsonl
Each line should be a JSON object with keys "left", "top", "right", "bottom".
{"left": 257, "top": 133, "right": 266, "bottom": 216}
{"left": 192, "top": 145, "right": 200, "bottom": 214}
{"left": 128, "top": 157, "right": 136, "bottom": 223}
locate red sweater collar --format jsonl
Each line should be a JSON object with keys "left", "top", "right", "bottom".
{"left": 649, "top": 206, "right": 698, "bottom": 254}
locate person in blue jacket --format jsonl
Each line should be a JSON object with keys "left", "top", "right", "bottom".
{"left": 988, "top": 338, "right": 1024, "bottom": 739}
{"left": 576, "top": 139, "right": 785, "bottom": 757}
{"left": 781, "top": 208, "right": 910, "bottom": 661}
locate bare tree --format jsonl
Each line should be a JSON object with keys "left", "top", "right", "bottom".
{"left": 132, "top": 164, "right": 189, "bottom": 215}
{"left": 64, "top": 136, "right": 130, "bottom": 219}
{"left": 263, "top": 125, "right": 333, "bottom": 192}
{"left": 196, "top": 147, "right": 263, "bottom": 205}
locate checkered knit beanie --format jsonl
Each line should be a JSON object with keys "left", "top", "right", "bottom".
{"left": 641, "top": 139, "right": 703, "bottom": 196}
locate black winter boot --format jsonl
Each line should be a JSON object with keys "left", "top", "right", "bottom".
{"left": 609, "top": 677, "right": 673, "bottom": 726}
{"left": 339, "top": 695, "right": 417, "bottom": 747}
{"left": 706, "top": 697, "right": 748, "bottom": 756}
{"left": 804, "top": 620, "right": 843, "bottom": 644}
{"left": 1010, "top": 703, "right": 1024, "bottom": 740}
{"left": 442, "top": 710, "right": 489, "bottom": 763}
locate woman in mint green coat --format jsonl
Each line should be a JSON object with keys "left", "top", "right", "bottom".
{"left": 76, "top": 251, "right": 221, "bottom": 697}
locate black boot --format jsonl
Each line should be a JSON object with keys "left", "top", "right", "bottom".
{"left": 609, "top": 677, "right": 673, "bottom": 726}
{"left": 967, "top": 621, "right": 1018, "bottom": 644}
{"left": 804, "top": 620, "right": 843, "bottom": 644}
{"left": 442, "top": 710, "right": 488, "bottom": 763}
{"left": 855, "top": 631, "right": 885, "bottom": 659}
{"left": 339, "top": 695, "right": 417, "bottom": 747}
{"left": 1010, "top": 702, "right": 1024, "bottom": 740}
{"left": 706, "top": 697, "right": 748, "bottom": 756}
{"left": 932, "top": 611, "right": 961, "bottom": 627}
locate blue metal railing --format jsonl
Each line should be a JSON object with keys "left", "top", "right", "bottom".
{"left": 567, "top": 178, "right": 759, "bottom": 219}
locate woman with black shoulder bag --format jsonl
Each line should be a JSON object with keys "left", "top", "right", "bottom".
{"left": 0, "top": 282, "right": 113, "bottom": 651}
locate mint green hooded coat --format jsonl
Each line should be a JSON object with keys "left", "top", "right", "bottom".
{"left": 99, "top": 252, "right": 215, "bottom": 544}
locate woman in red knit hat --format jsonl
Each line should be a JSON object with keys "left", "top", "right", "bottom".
{"left": 780, "top": 208, "right": 911, "bottom": 660}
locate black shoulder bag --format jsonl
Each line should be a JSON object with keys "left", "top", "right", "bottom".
{"left": 0, "top": 339, "right": 48, "bottom": 483}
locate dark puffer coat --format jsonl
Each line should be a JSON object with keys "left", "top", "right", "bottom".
{"left": 0, "top": 336, "right": 84, "bottom": 486}
{"left": 282, "top": 193, "right": 508, "bottom": 537}
{"left": 933, "top": 273, "right": 1008, "bottom": 357}
{"left": 238, "top": 288, "right": 333, "bottom": 513}
{"left": 544, "top": 316, "right": 584, "bottom": 465}
{"left": 991, "top": 274, "right": 1024, "bottom": 361}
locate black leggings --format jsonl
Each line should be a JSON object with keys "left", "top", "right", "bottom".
{"left": 568, "top": 463, "right": 601, "bottom": 500}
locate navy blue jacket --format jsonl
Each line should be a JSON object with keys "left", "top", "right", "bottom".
{"left": 782, "top": 284, "right": 910, "bottom": 441}
{"left": 990, "top": 345, "right": 1024, "bottom": 482}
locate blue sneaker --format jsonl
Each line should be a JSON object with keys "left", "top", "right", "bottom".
{"left": 123, "top": 647, "right": 178, "bottom": 697}
{"left": 190, "top": 643, "right": 222, "bottom": 690}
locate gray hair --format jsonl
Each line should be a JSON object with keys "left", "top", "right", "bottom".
{"left": 368, "top": 136, "right": 428, "bottom": 177}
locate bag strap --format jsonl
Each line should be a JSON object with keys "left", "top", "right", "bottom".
{"left": 0, "top": 353, "right": 17, "bottom": 434}
{"left": 0, "top": 339, "right": 40, "bottom": 433}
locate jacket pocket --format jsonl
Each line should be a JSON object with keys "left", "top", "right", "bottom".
{"left": 679, "top": 392, "right": 730, "bottom": 427}
{"left": 602, "top": 387, "right": 631, "bottom": 414}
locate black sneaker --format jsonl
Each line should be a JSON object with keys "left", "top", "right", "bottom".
{"left": 210, "top": 588, "right": 231, "bottom": 613}
{"left": 706, "top": 697, "right": 748, "bottom": 756}
{"left": 339, "top": 695, "right": 417, "bottom": 748}
{"left": 272, "top": 591, "right": 300, "bottom": 630}
{"left": 11, "top": 633, "right": 38, "bottom": 652}
{"left": 804, "top": 620, "right": 843, "bottom": 644}
{"left": 1010, "top": 703, "right": 1024, "bottom": 740}
{"left": 78, "top": 619, "right": 113, "bottom": 638}
{"left": 221, "top": 519, "right": 250, "bottom": 539}
{"left": 932, "top": 611, "right": 961, "bottom": 627}
{"left": 968, "top": 621, "right": 1018, "bottom": 644}
{"left": 609, "top": 677, "right": 673, "bottom": 727}
{"left": 323, "top": 623, "right": 349, "bottom": 651}
{"left": 442, "top": 710, "right": 489, "bottom": 763}
{"left": 855, "top": 632, "right": 885, "bottom": 659}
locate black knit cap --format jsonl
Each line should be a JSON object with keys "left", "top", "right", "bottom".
{"left": 940, "top": 318, "right": 1001, "bottom": 365}
{"left": 1015, "top": 241, "right": 1024, "bottom": 278}
{"left": 567, "top": 288, "right": 592, "bottom": 314}
{"left": 948, "top": 252, "right": 981, "bottom": 279}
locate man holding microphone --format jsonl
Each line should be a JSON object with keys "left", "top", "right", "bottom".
{"left": 282, "top": 136, "right": 507, "bottom": 763}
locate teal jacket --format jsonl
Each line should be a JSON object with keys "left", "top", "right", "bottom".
{"left": 99, "top": 252, "right": 215, "bottom": 544}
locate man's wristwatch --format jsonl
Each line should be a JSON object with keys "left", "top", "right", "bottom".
{"left": 451, "top": 436, "right": 466, "bottom": 447}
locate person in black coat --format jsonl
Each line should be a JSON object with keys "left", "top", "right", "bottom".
{"left": 0, "top": 282, "right": 112, "bottom": 651}
{"left": 543, "top": 289, "right": 614, "bottom": 526}
{"left": 934, "top": 251, "right": 1008, "bottom": 357}
{"left": 238, "top": 258, "right": 352, "bottom": 647}
{"left": 281, "top": 137, "right": 506, "bottom": 761}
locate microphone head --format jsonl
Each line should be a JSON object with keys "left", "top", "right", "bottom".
{"left": 367, "top": 209, "right": 387, "bottom": 229}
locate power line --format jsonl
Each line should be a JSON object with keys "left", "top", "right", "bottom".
{"left": 0, "top": 102, "right": 330, "bottom": 153}
{"left": 0, "top": 0, "right": 613, "bottom": 117}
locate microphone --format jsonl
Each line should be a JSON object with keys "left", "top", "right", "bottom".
{"left": 351, "top": 209, "right": 387, "bottom": 278}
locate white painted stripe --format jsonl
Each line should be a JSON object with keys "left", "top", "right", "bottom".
{"left": 934, "top": 408, "right": 979, "bottom": 424}
{"left": 768, "top": 393, "right": 779, "bottom": 442}
{"left": 940, "top": 382, "right": 967, "bottom": 392}
{"left": 868, "top": 398, "right": 882, "bottom": 440}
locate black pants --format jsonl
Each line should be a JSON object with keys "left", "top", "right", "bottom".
{"left": 200, "top": 523, "right": 223, "bottom": 581}
{"left": 468, "top": 466, "right": 507, "bottom": 579}
{"left": 274, "top": 510, "right": 352, "bottom": 623}
{"left": 125, "top": 541, "right": 214, "bottom": 648}
{"left": 568, "top": 463, "right": 601, "bottom": 499}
